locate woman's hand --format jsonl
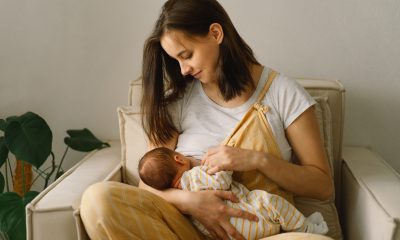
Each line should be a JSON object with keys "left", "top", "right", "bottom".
{"left": 184, "top": 190, "right": 259, "bottom": 240}
{"left": 202, "top": 146, "right": 263, "bottom": 174}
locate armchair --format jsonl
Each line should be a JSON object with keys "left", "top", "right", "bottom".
{"left": 26, "top": 78, "right": 400, "bottom": 240}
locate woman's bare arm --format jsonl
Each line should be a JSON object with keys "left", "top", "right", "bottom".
{"left": 260, "top": 106, "right": 333, "bottom": 200}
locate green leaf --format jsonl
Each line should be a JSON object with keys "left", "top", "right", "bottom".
{"left": 0, "top": 137, "right": 8, "bottom": 168}
{"left": 64, "top": 128, "right": 109, "bottom": 152}
{"left": 0, "top": 119, "right": 6, "bottom": 132}
{"left": 5, "top": 116, "right": 17, "bottom": 123}
{"left": 0, "top": 173, "right": 4, "bottom": 193}
{"left": 0, "top": 191, "right": 39, "bottom": 240}
{"left": 4, "top": 112, "right": 52, "bottom": 169}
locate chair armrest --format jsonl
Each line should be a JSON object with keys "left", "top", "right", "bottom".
{"left": 341, "top": 146, "right": 400, "bottom": 240}
{"left": 26, "top": 141, "right": 122, "bottom": 240}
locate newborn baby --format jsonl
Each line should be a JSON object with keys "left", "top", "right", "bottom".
{"left": 138, "top": 147, "right": 328, "bottom": 239}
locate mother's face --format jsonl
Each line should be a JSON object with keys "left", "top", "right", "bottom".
{"left": 160, "top": 24, "right": 224, "bottom": 87}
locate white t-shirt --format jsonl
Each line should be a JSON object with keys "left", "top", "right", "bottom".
{"left": 168, "top": 66, "right": 316, "bottom": 161}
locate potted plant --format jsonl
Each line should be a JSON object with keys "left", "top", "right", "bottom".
{"left": 0, "top": 111, "right": 109, "bottom": 240}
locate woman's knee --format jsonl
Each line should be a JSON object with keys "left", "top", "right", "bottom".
{"left": 81, "top": 181, "right": 150, "bottom": 215}
{"left": 82, "top": 181, "right": 112, "bottom": 202}
{"left": 81, "top": 182, "right": 111, "bottom": 217}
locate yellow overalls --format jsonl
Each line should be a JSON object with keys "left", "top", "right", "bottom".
{"left": 222, "top": 70, "right": 293, "bottom": 204}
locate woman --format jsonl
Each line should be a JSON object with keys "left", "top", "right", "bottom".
{"left": 81, "top": 0, "right": 334, "bottom": 239}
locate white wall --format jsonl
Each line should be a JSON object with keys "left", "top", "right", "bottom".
{"left": 1, "top": 0, "right": 399, "bottom": 187}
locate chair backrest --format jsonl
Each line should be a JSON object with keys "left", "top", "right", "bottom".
{"left": 124, "top": 77, "right": 345, "bottom": 202}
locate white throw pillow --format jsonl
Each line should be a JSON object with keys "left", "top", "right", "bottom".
{"left": 117, "top": 106, "right": 147, "bottom": 186}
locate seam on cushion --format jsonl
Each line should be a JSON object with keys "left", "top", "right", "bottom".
{"left": 73, "top": 208, "right": 89, "bottom": 240}
{"left": 26, "top": 201, "right": 34, "bottom": 240}
{"left": 27, "top": 206, "right": 74, "bottom": 213}
{"left": 118, "top": 107, "right": 127, "bottom": 183}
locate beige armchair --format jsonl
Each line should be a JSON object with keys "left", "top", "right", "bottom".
{"left": 26, "top": 78, "right": 400, "bottom": 240}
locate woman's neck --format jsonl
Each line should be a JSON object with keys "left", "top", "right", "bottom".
{"left": 202, "top": 64, "right": 263, "bottom": 108}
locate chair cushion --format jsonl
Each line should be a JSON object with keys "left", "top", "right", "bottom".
{"left": 117, "top": 106, "right": 147, "bottom": 186}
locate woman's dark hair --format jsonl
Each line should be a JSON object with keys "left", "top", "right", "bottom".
{"left": 141, "top": 0, "right": 259, "bottom": 145}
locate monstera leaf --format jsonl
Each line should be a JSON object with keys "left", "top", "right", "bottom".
{"left": 0, "top": 191, "right": 39, "bottom": 240}
{"left": 64, "top": 128, "right": 109, "bottom": 152}
{"left": 4, "top": 112, "right": 52, "bottom": 168}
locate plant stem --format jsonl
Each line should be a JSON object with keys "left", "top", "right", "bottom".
{"left": 43, "top": 152, "right": 56, "bottom": 189}
{"left": 54, "top": 146, "right": 69, "bottom": 181}
{"left": 30, "top": 164, "right": 51, "bottom": 189}
{"left": 31, "top": 172, "right": 42, "bottom": 187}
{"left": 7, "top": 157, "right": 14, "bottom": 189}
{"left": 5, "top": 157, "right": 9, "bottom": 192}
{"left": 22, "top": 160, "right": 26, "bottom": 196}
{"left": 31, "top": 164, "right": 58, "bottom": 185}
{"left": 33, "top": 167, "right": 51, "bottom": 178}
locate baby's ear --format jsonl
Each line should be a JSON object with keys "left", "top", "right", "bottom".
{"left": 174, "top": 154, "right": 184, "bottom": 164}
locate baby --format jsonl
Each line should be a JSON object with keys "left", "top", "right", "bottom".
{"left": 138, "top": 147, "right": 328, "bottom": 239}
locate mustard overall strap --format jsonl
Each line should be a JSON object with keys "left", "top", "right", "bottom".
{"left": 222, "top": 69, "right": 294, "bottom": 204}
{"left": 257, "top": 70, "right": 278, "bottom": 102}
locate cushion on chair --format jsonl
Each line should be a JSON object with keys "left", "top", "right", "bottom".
{"left": 118, "top": 105, "right": 147, "bottom": 185}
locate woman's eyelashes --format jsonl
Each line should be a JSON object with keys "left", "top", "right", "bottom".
{"left": 181, "top": 53, "right": 192, "bottom": 60}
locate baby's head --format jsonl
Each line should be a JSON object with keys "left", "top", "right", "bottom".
{"left": 138, "top": 147, "right": 191, "bottom": 190}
